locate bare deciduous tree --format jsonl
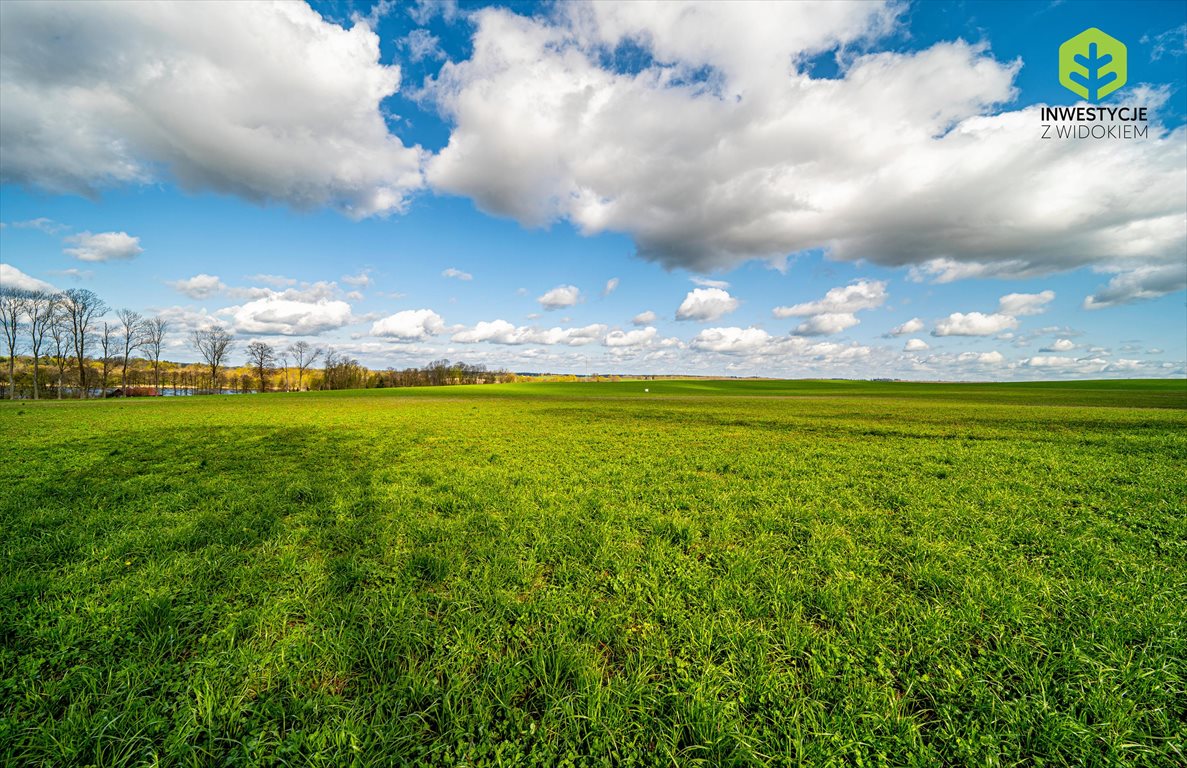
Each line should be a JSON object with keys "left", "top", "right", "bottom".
{"left": 192, "top": 326, "right": 235, "bottom": 392}
{"left": 142, "top": 316, "right": 169, "bottom": 392}
{"left": 278, "top": 351, "right": 290, "bottom": 392}
{"left": 288, "top": 340, "right": 321, "bottom": 391}
{"left": 26, "top": 291, "right": 59, "bottom": 400}
{"left": 244, "top": 340, "right": 276, "bottom": 394}
{"left": 48, "top": 305, "right": 70, "bottom": 399}
{"left": 0, "top": 288, "right": 25, "bottom": 399}
{"left": 62, "top": 289, "right": 107, "bottom": 398}
{"left": 99, "top": 321, "right": 116, "bottom": 393}
{"left": 116, "top": 309, "right": 146, "bottom": 395}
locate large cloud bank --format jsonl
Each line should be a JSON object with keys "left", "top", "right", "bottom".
{"left": 2, "top": 1, "right": 1183, "bottom": 305}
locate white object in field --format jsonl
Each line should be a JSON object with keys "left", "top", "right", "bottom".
{"left": 644, "top": 388, "right": 649, "bottom": 392}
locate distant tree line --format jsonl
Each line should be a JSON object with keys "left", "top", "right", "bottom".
{"left": 0, "top": 286, "right": 510, "bottom": 399}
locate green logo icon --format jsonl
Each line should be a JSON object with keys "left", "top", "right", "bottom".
{"left": 1059, "top": 28, "right": 1127, "bottom": 103}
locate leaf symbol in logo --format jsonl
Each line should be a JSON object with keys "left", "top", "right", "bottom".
{"left": 1071, "top": 43, "right": 1117, "bottom": 102}
{"left": 1059, "top": 28, "right": 1127, "bottom": 103}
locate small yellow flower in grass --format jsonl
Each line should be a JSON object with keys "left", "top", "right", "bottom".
{"left": 125, "top": 560, "right": 132, "bottom": 566}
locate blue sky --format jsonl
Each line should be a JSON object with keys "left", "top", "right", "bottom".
{"left": 1, "top": 0, "right": 1184, "bottom": 378}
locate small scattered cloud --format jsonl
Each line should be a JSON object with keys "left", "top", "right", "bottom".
{"left": 691, "top": 276, "right": 730, "bottom": 289}
{"left": 63, "top": 231, "right": 142, "bottom": 262}
{"left": 9, "top": 217, "right": 68, "bottom": 234}
{"left": 604, "top": 327, "right": 656, "bottom": 348}
{"left": 886, "top": 317, "right": 925, "bottom": 337}
{"left": 794, "top": 312, "right": 860, "bottom": 336}
{"left": 632, "top": 310, "right": 657, "bottom": 326}
{"left": 341, "top": 269, "right": 373, "bottom": 288}
{"left": 1040, "top": 338, "right": 1075, "bottom": 352}
{"left": 964, "top": 350, "right": 1005, "bottom": 365}
{"left": 442, "top": 267, "right": 473, "bottom": 281}
{"left": 1022, "top": 355, "right": 1079, "bottom": 368}
{"left": 904, "top": 338, "right": 929, "bottom": 352}
{"left": 774, "top": 280, "right": 885, "bottom": 336}
{"left": 169, "top": 273, "right": 226, "bottom": 300}
{"left": 676, "top": 288, "right": 739, "bottom": 321}
{"left": 400, "top": 28, "right": 445, "bottom": 62}
{"left": 1142, "top": 24, "right": 1187, "bottom": 62}
{"left": 690, "top": 326, "right": 772, "bottom": 354}
{"left": 931, "top": 291, "right": 1055, "bottom": 338}
{"left": 603, "top": 277, "right": 619, "bottom": 296}
{"left": 998, "top": 290, "right": 1054, "bottom": 316}
{"left": 538, "top": 284, "right": 582, "bottom": 310}
{"left": 48, "top": 267, "right": 93, "bottom": 281}
{"left": 774, "top": 280, "right": 887, "bottom": 318}
{"left": 371, "top": 309, "right": 445, "bottom": 341}
{"left": 247, "top": 274, "right": 298, "bottom": 287}
{"left": 933, "top": 312, "right": 1019, "bottom": 337}
{"left": 354, "top": 0, "right": 398, "bottom": 29}
{"left": 408, "top": 0, "right": 458, "bottom": 25}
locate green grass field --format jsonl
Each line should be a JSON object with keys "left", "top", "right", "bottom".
{"left": 2, "top": 379, "right": 1185, "bottom": 767}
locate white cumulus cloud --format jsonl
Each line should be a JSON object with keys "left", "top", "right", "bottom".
{"left": 421, "top": 3, "right": 1185, "bottom": 292}
{"left": 959, "top": 350, "right": 1005, "bottom": 365}
{"left": 775, "top": 280, "right": 885, "bottom": 335}
{"left": 63, "top": 231, "right": 142, "bottom": 262}
{"left": 604, "top": 326, "right": 656, "bottom": 347}
{"left": 371, "top": 309, "right": 444, "bottom": 340}
{"left": 538, "top": 284, "right": 582, "bottom": 310}
{"left": 223, "top": 295, "right": 353, "bottom": 336}
{"left": 688, "top": 326, "right": 875, "bottom": 364}
{"left": 774, "top": 280, "right": 887, "bottom": 317}
{"left": 452, "top": 319, "right": 606, "bottom": 346}
{"left": 904, "top": 338, "right": 929, "bottom": 352}
{"left": 0, "top": 1, "right": 423, "bottom": 217}
{"left": 341, "top": 270, "right": 373, "bottom": 288}
{"left": 794, "top": 312, "right": 860, "bottom": 336}
{"left": 933, "top": 312, "right": 1019, "bottom": 337}
{"left": 1040, "top": 338, "right": 1076, "bottom": 352}
{"left": 0, "top": 263, "right": 56, "bottom": 292}
{"left": 690, "top": 326, "right": 772, "bottom": 354}
{"left": 169, "top": 273, "right": 225, "bottom": 300}
{"left": 1023, "top": 355, "right": 1078, "bottom": 368}
{"left": 400, "top": 28, "right": 445, "bottom": 62}
{"left": 886, "top": 317, "right": 925, "bottom": 336}
{"left": 998, "top": 290, "right": 1054, "bottom": 316}
{"left": 676, "top": 287, "right": 739, "bottom": 321}
{"left": 632, "top": 310, "right": 657, "bottom": 326}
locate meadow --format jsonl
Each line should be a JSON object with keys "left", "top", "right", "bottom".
{"left": 1, "top": 379, "right": 1185, "bottom": 767}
